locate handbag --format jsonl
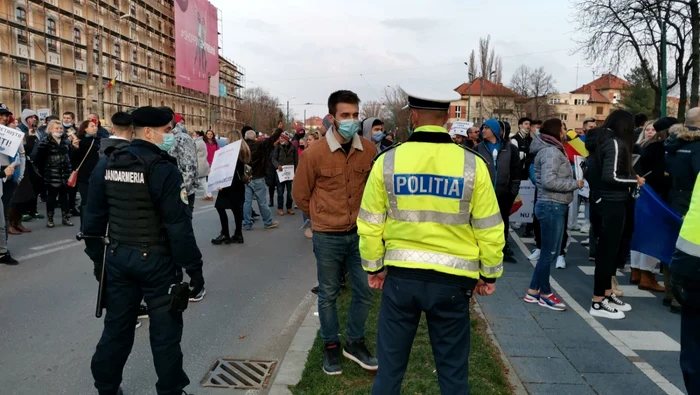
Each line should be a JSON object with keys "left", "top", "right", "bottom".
{"left": 67, "top": 139, "right": 94, "bottom": 187}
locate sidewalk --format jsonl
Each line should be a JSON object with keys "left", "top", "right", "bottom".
{"left": 476, "top": 229, "right": 687, "bottom": 395}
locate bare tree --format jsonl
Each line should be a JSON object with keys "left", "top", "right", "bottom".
{"left": 494, "top": 56, "right": 503, "bottom": 84}
{"left": 468, "top": 50, "right": 478, "bottom": 80}
{"left": 508, "top": 65, "right": 557, "bottom": 119}
{"left": 479, "top": 35, "right": 499, "bottom": 81}
{"left": 238, "top": 87, "right": 283, "bottom": 133}
{"left": 509, "top": 65, "right": 531, "bottom": 97}
{"left": 361, "top": 100, "right": 385, "bottom": 119}
{"left": 383, "top": 85, "right": 409, "bottom": 142}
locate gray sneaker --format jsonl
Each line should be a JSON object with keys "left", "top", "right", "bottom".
{"left": 343, "top": 338, "right": 378, "bottom": 371}
{"left": 323, "top": 342, "right": 342, "bottom": 375}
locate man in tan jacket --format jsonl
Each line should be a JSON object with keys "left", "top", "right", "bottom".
{"left": 292, "top": 90, "right": 378, "bottom": 376}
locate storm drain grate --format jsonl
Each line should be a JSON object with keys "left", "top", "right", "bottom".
{"left": 201, "top": 358, "right": 278, "bottom": 389}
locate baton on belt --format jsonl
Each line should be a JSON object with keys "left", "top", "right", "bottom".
{"left": 77, "top": 226, "right": 110, "bottom": 318}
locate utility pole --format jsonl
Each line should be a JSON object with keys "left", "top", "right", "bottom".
{"left": 303, "top": 109, "right": 306, "bottom": 129}
{"left": 286, "top": 100, "right": 290, "bottom": 130}
{"left": 661, "top": 20, "right": 668, "bottom": 117}
{"left": 207, "top": 73, "right": 212, "bottom": 128}
{"left": 97, "top": 25, "right": 104, "bottom": 117}
{"left": 479, "top": 76, "right": 484, "bottom": 124}
{"left": 464, "top": 62, "right": 473, "bottom": 121}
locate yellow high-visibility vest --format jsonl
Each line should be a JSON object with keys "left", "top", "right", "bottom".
{"left": 357, "top": 125, "right": 505, "bottom": 280}
{"left": 677, "top": 173, "right": 700, "bottom": 258}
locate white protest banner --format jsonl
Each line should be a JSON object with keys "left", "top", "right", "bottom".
{"left": 37, "top": 108, "right": 51, "bottom": 122}
{"left": 277, "top": 165, "right": 295, "bottom": 182}
{"left": 449, "top": 121, "right": 473, "bottom": 136}
{"left": 207, "top": 140, "right": 241, "bottom": 193}
{"left": 509, "top": 180, "right": 536, "bottom": 224}
{"left": 0, "top": 125, "right": 26, "bottom": 158}
{"left": 579, "top": 179, "right": 590, "bottom": 198}
{"left": 574, "top": 155, "right": 586, "bottom": 181}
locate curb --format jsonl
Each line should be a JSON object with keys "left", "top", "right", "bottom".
{"left": 473, "top": 298, "right": 528, "bottom": 395}
{"left": 268, "top": 295, "right": 319, "bottom": 395}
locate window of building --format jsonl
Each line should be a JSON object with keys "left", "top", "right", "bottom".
{"left": 146, "top": 13, "right": 151, "bottom": 25}
{"left": 472, "top": 117, "right": 481, "bottom": 124}
{"left": 559, "top": 113, "right": 568, "bottom": 121}
{"left": 132, "top": 65, "right": 138, "bottom": 77}
{"left": 182, "top": 105, "right": 185, "bottom": 114}
{"left": 574, "top": 98, "right": 586, "bottom": 106}
{"left": 74, "top": 28, "right": 82, "bottom": 59}
{"left": 499, "top": 102, "right": 507, "bottom": 109}
{"left": 146, "top": 53, "right": 152, "bottom": 68}
{"left": 130, "top": 2, "right": 136, "bottom": 16}
{"left": 148, "top": 70, "right": 153, "bottom": 80}
{"left": 596, "top": 106, "right": 604, "bottom": 115}
{"left": 94, "top": 51, "right": 99, "bottom": 65}
{"left": 114, "top": 41, "right": 120, "bottom": 57}
{"left": 117, "top": 91, "right": 123, "bottom": 112}
{"left": 76, "top": 84, "right": 84, "bottom": 120}
{"left": 15, "top": 7, "right": 26, "bottom": 23}
{"left": 549, "top": 98, "right": 561, "bottom": 105}
{"left": 161, "top": 100, "right": 165, "bottom": 106}
{"left": 454, "top": 106, "right": 462, "bottom": 119}
{"left": 159, "top": 60, "right": 163, "bottom": 72}
{"left": 160, "top": 74, "right": 165, "bottom": 83}
{"left": 47, "top": 19, "right": 58, "bottom": 53}
{"left": 20, "top": 72, "right": 30, "bottom": 110}
{"left": 134, "top": 95, "right": 139, "bottom": 107}
{"left": 475, "top": 102, "right": 481, "bottom": 109}
{"left": 148, "top": 98, "right": 153, "bottom": 106}
{"left": 158, "top": 20, "right": 163, "bottom": 31}
{"left": 131, "top": 47, "right": 137, "bottom": 62}
{"left": 50, "top": 79, "right": 60, "bottom": 115}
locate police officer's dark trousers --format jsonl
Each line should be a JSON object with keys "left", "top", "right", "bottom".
{"left": 91, "top": 245, "right": 190, "bottom": 395}
{"left": 372, "top": 275, "right": 471, "bottom": 395}
{"left": 681, "top": 303, "right": 700, "bottom": 395}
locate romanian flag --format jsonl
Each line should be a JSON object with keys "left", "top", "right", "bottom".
{"left": 564, "top": 136, "right": 588, "bottom": 162}
{"left": 106, "top": 78, "right": 116, "bottom": 89}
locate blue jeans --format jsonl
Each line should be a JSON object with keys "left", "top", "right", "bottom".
{"left": 243, "top": 178, "right": 274, "bottom": 229}
{"left": 276, "top": 180, "right": 293, "bottom": 210}
{"left": 529, "top": 200, "right": 567, "bottom": 295}
{"left": 373, "top": 275, "right": 470, "bottom": 395}
{"left": 313, "top": 231, "right": 373, "bottom": 344}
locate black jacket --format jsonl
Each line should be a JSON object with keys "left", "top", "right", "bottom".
{"left": 35, "top": 134, "right": 73, "bottom": 188}
{"left": 511, "top": 131, "right": 533, "bottom": 180}
{"left": 71, "top": 135, "right": 101, "bottom": 184}
{"left": 271, "top": 142, "right": 299, "bottom": 169}
{"left": 585, "top": 128, "right": 637, "bottom": 202}
{"left": 665, "top": 124, "right": 700, "bottom": 215}
{"left": 475, "top": 139, "right": 521, "bottom": 197}
{"left": 247, "top": 128, "right": 283, "bottom": 179}
{"left": 637, "top": 140, "right": 671, "bottom": 201}
{"left": 99, "top": 137, "right": 130, "bottom": 158}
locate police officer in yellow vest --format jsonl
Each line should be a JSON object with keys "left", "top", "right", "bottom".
{"left": 358, "top": 86, "right": 505, "bottom": 395}
{"left": 671, "top": 172, "right": 700, "bottom": 395}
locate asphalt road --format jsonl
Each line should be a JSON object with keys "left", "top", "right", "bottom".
{"left": 0, "top": 199, "right": 317, "bottom": 395}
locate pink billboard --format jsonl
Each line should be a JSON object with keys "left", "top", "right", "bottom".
{"left": 175, "top": 0, "right": 219, "bottom": 96}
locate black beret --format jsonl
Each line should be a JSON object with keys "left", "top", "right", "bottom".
{"left": 45, "top": 115, "right": 59, "bottom": 123}
{"left": 653, "top": 117, "right": 679, "bottom": 132}
{"left": 158, "top": 106, "right": 175, "bottom": 116}
{"left": 111, "top": 111, "right": 133, "bottom": 127}
{"left": 131, "top": 106, "right": 172, "bottom": 128}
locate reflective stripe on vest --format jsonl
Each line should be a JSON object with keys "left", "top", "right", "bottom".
{"left": 385, "top": 249, "right": 480, "bottom": 272}
{"left": 382, "top": 149, "right": 476, "bottom": 225}
{"left": 677, "top": 236, "right": 700, "bottom": 258}
{"left": 358, "top": 207, "right": 386, "bottom": 225}
{"left": 362, "top": 258, "right": 383, "bottom": 270}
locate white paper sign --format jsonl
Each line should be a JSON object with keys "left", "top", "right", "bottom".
{"left": 37, "top": 108, "right": 51, "bottom": 122}
{"left": 277, "top": 165, "right": 295, "bottom": 182}
{"left": 0, "top": 125, "right": 26, "bottom": 158}
{"left": 509, "top": 180, "right": 536, "bottom": 224}
{"left": 574, "top": 155, "right": 585, "bottom": 181}
{"left": 450, "top": 121, "right": 473, "bottom": 136}
{"left": 579, "top": 179, "right": 590, "bottom": 198}
{"left": 207, "top": 140, "right": 241, "bottom": 193}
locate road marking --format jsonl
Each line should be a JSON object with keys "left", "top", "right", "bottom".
{"left": 29, "top": 239, "right": 75, "bottom": 251}
{"left": 9, "top": 207, "right": 218, "bottom": 263}
{"left": 511, "top": 231, "right": 685, "bottom": 395}
{"left": 610, "top": 330, "right": 681, "bottom": 352}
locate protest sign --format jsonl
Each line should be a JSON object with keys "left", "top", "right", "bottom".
{"left": 277, "top": 165, "right": 295, "bottom": 182}
{"left": 449, "top": 121, "right": 473, "bottom": 136}
{"left": 574, "top": 155, "right": 585, "bottom": 181}
{"left": 37, "top": 108, "right": 51, "bottom": 122}
{"left": 0, "top": 125, "right": 26, "bottom": 158}
{"left": 207, "top": 140, "right": 241, "bottom": 193}
{"left": 510, "top": 180, "right": 536, "bottom": 223}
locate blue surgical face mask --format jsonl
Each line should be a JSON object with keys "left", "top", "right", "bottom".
{"left": 157, "top": 133, "right": 175, "bottom": 151}
{"left": 62, "top": 122, "right": 72, "bottom": 128}
{"left": 52, "top": 132, "right": 62, "bottom": 138}
{"left": 336, "top": 119, "right": 359, "bottom": 139}
{"left": 85, "top": 132, "right": 95, "bottom": 137}
{"left": 372, "top": 131, "right": 386, "bottom": 143}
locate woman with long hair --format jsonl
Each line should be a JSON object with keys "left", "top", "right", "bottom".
{"left": 524, "top": 119, "right": 583, "bottom": 311}
{"left": 72, "top": 120, "right": 101, "bottom": 226}
{"left": 630, "top": 118, "right": 674, "bottom": 294}
{"left": 212, "top": 130, "right": 251, "bottom": 244}
{"left": 584, "top": 110, "right": 644, "bottom": 319}
{"left": 34, "top": 120, "right": 74, "bottom": 228}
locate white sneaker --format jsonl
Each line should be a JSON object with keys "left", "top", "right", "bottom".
{"left": 555, "top": 256, "right": 567, "bottom": 269}
{"left": 606, "top": 293, "right": 632, "bottom": 312}
{"left": 581, "top": 238, "right": 590, "bottom": 246}
{"left": 590, "top": 299, "right": 625, "bottom": 319}
{"left": 580, "top": 224, "right": 590, "bottom": 234}
{"left": 527, "top": 249, "right": 541, "bottom": 261}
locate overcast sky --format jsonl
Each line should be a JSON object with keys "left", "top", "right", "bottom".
{"left": 210, "top": 0, "right": 604, "bottom": 119}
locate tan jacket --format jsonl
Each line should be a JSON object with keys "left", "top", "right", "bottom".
{"left": 292, "top": 127, "right": 376, "bottom": 232}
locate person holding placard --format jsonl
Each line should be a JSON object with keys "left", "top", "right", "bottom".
{"left": 271, "top": 133, "right": 298, "bottom": 216}
{"left": 212, "top": 131, "right": 250, "bottom": 245}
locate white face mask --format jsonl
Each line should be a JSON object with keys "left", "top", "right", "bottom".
{"left": 52, "top": 132, "right": 62, "bottom": 138}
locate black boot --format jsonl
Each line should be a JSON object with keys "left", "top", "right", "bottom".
{"left": 62, "top": 214, "right": 74, "bottom": 227}
{"left": 230, "top": 234, "right": 244, "bottom": 244}
{"left": 46, "top": 212, "right": 55, "bottom": 228}
{"left": 211, "top": 234, "right": 231, "bottom": 245}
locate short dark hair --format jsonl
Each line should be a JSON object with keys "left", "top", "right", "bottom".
{"left": 540, "top": 118, "right": 563, "bottom": 141}
{"left": 634, "top": 113, "right": 648, "bottom": 128}
{"left": 518, "top": 117, "right": 532, "bottom": 126}
{"left": 372, "top": 119, "right": 384, "bottom": 127}
{"left": 327, "top": 90, "right": 360, "bottom": 117}
{"left": 63, "top": 111, "right": 75, "bottom": 120}
{"left": 77, "top": 119, "right": 94, "bottom": 139}
{"left": 531, "top": 119, "right": 543, "bottom": 127}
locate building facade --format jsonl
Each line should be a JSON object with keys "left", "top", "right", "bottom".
{"left": 450, "top": 79, "right": 525, "bottom": 127}
{"left": 0, "top": 0, "right": 243, "bottom": 132}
